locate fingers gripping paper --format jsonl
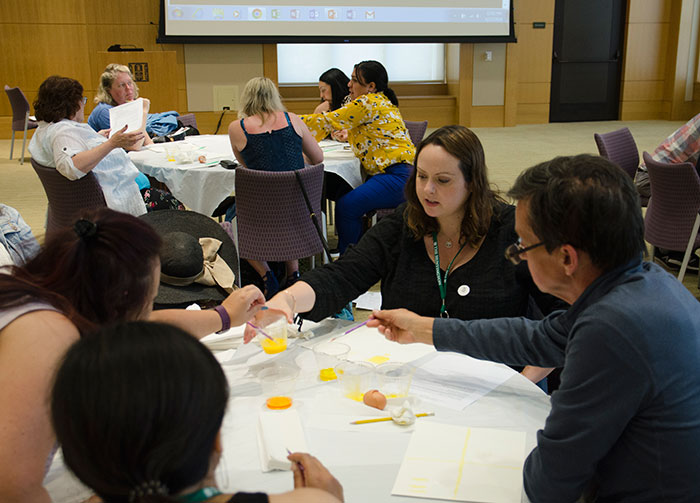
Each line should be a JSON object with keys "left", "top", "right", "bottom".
{"left": 257, "top": 409, "right": 308, "bottom": 472}
{"left": 392, "top": 422, "right": 527, "bottom": 502}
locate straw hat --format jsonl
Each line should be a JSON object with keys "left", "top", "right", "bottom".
{"left": 139, "top": 210, "right": 239, "bottom": 307}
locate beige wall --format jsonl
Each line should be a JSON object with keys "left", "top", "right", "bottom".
{"left": 2, "top": 0, "right": 699, "bottom": 138}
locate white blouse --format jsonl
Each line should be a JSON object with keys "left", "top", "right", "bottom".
{"left": 29, "top": 119, "right": 146, "bottom": 217}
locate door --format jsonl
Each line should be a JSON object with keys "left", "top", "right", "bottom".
{"left": 549, "top": 0, "right": 626, "bottom": 122}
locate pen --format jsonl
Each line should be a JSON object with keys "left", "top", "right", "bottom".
{"left": 350, "top": 412, "right": 434, "bottom": 425}
{"left": 286, "top": 448, "right": 304, "bottom": 472}
{"left": 343, "top": 320, "right": 368, "bottom": 335}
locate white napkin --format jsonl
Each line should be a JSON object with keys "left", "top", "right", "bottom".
{"left": 257, "top": 409, "right": 307, "bottom": 472}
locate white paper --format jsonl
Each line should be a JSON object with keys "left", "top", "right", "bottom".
{"left": 352, "top": 291, "right": 382, "bottom": 310}
{"left": 392, "top": 422, "right": 526, "bottom": 502}
{"left": 108, "top": 98, "right": 144, "bottom": 137}
{"left": 257, "top": 409, "right": 308, "bottom": 471}
{"left": 411, "top": 353, "right": 516, "bottom": 410}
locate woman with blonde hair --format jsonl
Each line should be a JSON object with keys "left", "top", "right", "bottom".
{"left": 228, "top": 77, "right": 323, "bottom": 298}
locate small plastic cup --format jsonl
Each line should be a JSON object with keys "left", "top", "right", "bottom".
{"left": 335, "top": 361, "right": 374, "bottom": 402}
{"left": 259, "top": 365, "right": 299, "bottom": 410}
{"left": 255, "top": 311, "right": 288, "bottom": 354}
{"left": 375, "top": 362, "right": 414, "bottom": 399}
{"left": 313, "top": 341, "right": 350, "bottom": 381}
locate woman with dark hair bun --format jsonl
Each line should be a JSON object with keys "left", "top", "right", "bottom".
{"left": 0, "top": 208, "right": 265, "bottom": 503}
{"left": 302, "top": 60, "right": 415, "bottom": 253}
{"left": 313, "top": 68, "right": 350, "bottom": 114}
{"left": 51, "top": 321, "right": 343, "bottom": 503}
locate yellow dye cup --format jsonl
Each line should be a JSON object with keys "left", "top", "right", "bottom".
{"left": 255, "top": 312, "right": 288, "bottom": 354}
{"left": 375, "top": 362, "right": 414, "bottom": 399}
{"left": 313, "top": 341, "right": 350, "bottom": 381}
{"left": 259, "top": 365, "right": 299, "bottom": 409}
{"left": 335, "top": 361, "right": 374, "bottom": 401}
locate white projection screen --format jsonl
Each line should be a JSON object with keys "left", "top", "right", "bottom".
{"left": 157, "top": 0, "right": 515, "bottom": 43}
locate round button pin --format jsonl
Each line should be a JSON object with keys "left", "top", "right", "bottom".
{"left": 458, "top": 285, "right": 470, "bottom": 296}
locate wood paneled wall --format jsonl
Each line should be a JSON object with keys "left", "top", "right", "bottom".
{"left": 2, "top": 0, "right": 697, "bottom": 139}
{"left": 0, "top": 0, "right": 186, "bottom": 138}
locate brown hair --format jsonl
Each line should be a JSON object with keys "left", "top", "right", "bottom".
{"left": 33, "top": 76, "right": 83, "bottom": 123}
{"left": 404, "top": 125, "right": 501, "bottom": 246}
{"left": 0, "top": 209, "right": 162, "bottom": 334}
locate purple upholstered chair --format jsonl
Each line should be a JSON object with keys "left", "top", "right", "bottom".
{"left": 178, "top": 113, "right": 198, "bottom": 129}
{"left": 643, "top": 152, "right": 700, "bottom": 283}
{"left": 404, "top": 120, "right": 428, "bottom": 147}
{"left": 30, "top": 159, "right": 107, "bottom": 237}
{"left": 235, "top": 163, "right": 325, "bottom": 264}
{"left": 5, "top": 85, "right": 38, "bottom": 165}
{"left": 594, "top": 127, "right": 640, "bottom": 179}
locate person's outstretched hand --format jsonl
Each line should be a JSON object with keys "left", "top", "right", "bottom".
{"left": 367, "top": 308, "right": 434, "bottom": 346}
{"left": 108, "top": 125, "right": 145, "bottom": 150}
{"left": 221, "top": 285, "right": 265, "bottom": 327}
{"left": 243, "top": 291, "right": 295, "bottom": 343}
{"left": 288, "top": 452, "right": 344, "bottom": 502}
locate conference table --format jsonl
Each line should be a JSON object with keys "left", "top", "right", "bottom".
{"left": 45, "top": 319, "right": 551, "bottom": 503}
{"left": 128, "top": 136, "right": 362, "bottom": 216}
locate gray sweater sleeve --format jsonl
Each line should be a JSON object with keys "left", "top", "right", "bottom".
{"left": 432, "top": 313, "right": 570, "bottom": 368}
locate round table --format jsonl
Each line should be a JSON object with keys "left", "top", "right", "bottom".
{"left": 128, "top": 136, "right": 361, "bottom": 216}
{"left": 45, "top": 320, "right": 550, "bottom": 503}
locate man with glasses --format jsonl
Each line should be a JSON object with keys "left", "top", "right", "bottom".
{"left": 369, "top": 154, "right": 700, "bottom": 502}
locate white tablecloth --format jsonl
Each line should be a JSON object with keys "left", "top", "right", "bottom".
{"left": 128, "top": 136, "right": 361, "bottom": 216}
{"left": 46, "top": 320, "right": 550, "bottom": 503}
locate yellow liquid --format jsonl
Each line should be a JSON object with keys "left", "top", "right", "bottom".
{"left": 261, "top": 337, "right": 287, "bottom": 354}
{"left": 368, "top": 355, "right": 390, "bottom": 364}
{"left": 345, "top": 391, "right": 365, "bottom": 402}
{"left": 319, "top": 368, "right": 337, "bottom": 381}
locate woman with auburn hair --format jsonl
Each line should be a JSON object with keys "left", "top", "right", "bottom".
{"left": 51, "top": 321, "right": 343, "bottom": 503}
{"left": 0, "top": 209, "right": 264, "bottom": 503}
{"left": 251, "top": 125, "right": 562, "bottom": 383}
{"left": 228, "top": 77, "right": 323, "bottom": 298}
{"left": 29, "top": 75, "right": 183, "bottom": 214}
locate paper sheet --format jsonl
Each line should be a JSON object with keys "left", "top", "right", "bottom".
{"left": 257, "top": 409, "right": 308, "bottom": 471}
{"left": 392, "top": 422, "right": 526, "bottom": 502}
{"left": 411, "top": 353, "right": 516, "bottom": 410}
{"left": 108, "top": 98, "right": 144, "bottom": 137}
{"left": 352, "top": 291, "right": 382, "bottom": 310}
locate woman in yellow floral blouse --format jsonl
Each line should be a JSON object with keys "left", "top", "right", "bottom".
{"left": 302, "top": 60, "right": 416, "bottom": 253}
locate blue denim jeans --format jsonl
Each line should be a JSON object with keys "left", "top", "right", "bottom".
{"left": 335, "top": 163, "right": 412, "bottom": 253}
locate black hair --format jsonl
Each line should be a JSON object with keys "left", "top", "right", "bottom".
{"left": 51, "top": 321, "right": 229, "bottom": 503}
{"left": 354, "top": 60, "right": 399, "bottom": 106}
{"left": 507, "top": 154, "right": 645, "bottom": 272}
{"left": 319, "top": 68, "right": 350, "bottom": 111}
{"left": 34, "top": 75, "right": 83, "bottom": 123}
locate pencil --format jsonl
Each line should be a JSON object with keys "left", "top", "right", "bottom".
{"left": 350, "top": 412, "right": 434, "bottom": 425}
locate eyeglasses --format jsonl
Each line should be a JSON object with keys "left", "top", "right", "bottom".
{"left": 81, "top": 97, "right": 87, "bottom": 104}
{"left": 504, "top": 239, "right": 544, "bottom": 265}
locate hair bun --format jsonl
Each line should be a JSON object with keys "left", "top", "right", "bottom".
{"left": 74, "top": 219, "right": 98, "bottom": 239}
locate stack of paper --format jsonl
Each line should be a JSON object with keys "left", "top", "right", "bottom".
{"left": 108, "top": 98, "right": 144, "bottom": 136}
{"left": 393, "top": 422, "right": 527, "bottom": 502}
{"left": 257, "top": 409, "right": 308, "bottom": 472}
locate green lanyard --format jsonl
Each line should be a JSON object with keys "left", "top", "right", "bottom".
{"left": 179, "top": 487, "right": 222, "bottom": 503}
{"left": 432, "top": 232, "right": 467, "bottom": 318}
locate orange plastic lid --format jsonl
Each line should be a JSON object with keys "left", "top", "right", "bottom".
{"left": 266, "top": 396, "right": 293, "bottom": 409}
